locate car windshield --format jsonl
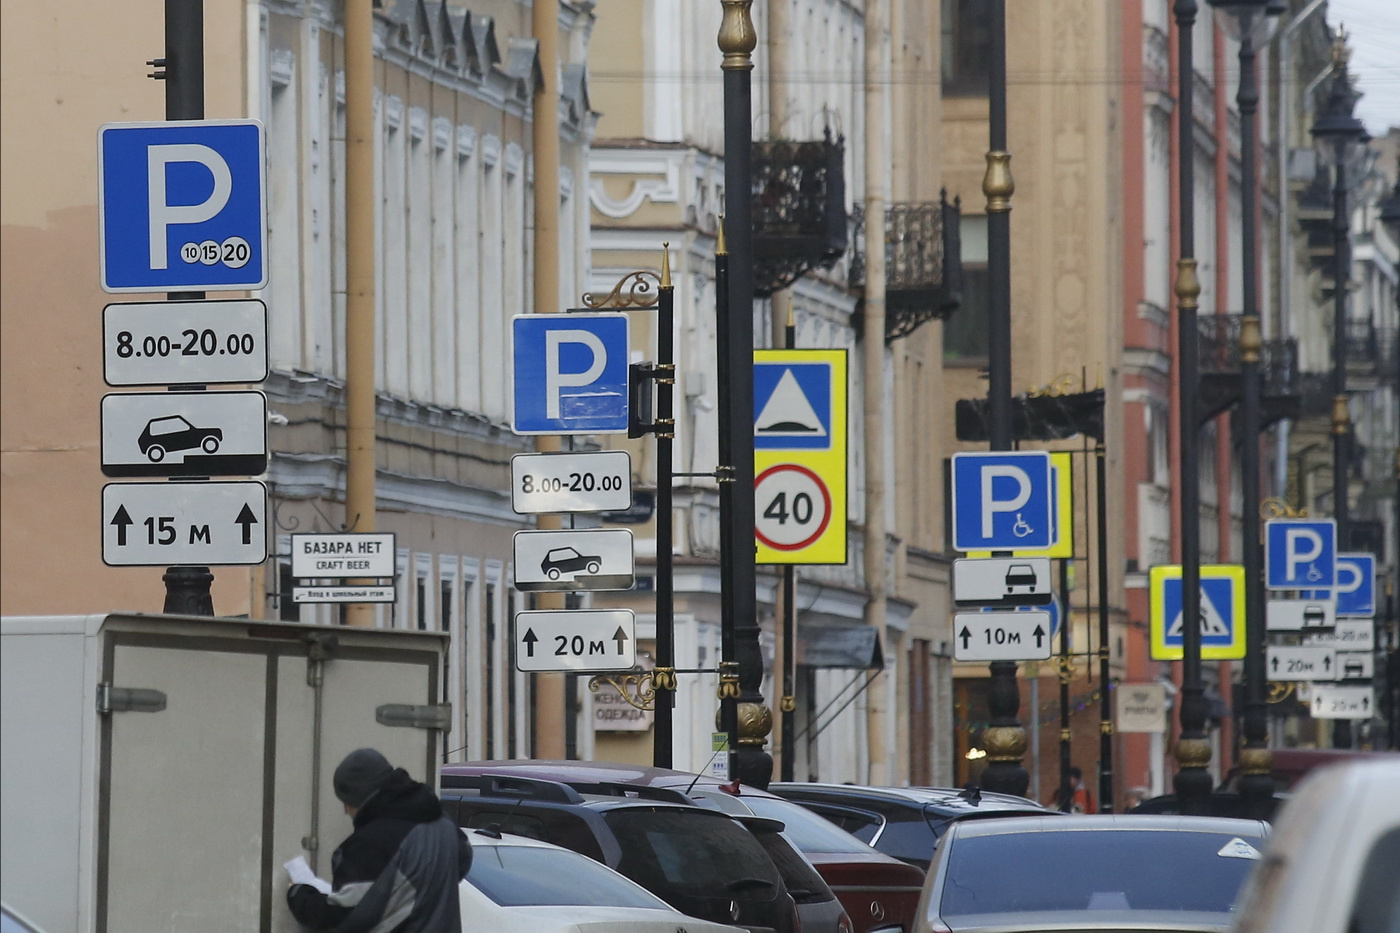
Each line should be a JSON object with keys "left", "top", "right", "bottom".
{"left": 466, "top": 843, "right": 670, "bottom": 910}
{"left": 604, "top": 809, "right": 781, "bottom": 897}
{"left": 741, "top": 796, "right": 879, "bottom": 854}
{"left": 936, "top": 829, "right": 1261, "bottom": 918}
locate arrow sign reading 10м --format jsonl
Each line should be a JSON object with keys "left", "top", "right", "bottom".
{"left": 951, "top": 451, "right": 1054, "bottom": 551}
{"left": 515, "top": 609, "right": 635, "bottom": 673}
{"left": 99, "top": 120, "right": 267, "bottom": 293}
{"left": 511, "top": 451, "right": 632, "bottom": 514}
{"left": 104, "top": 300, "right": 268, "bottom": 386}
{"left": 953, "top": 610, "right": 1053, "bottom": 661}
{"left": 103, "top": 480, "right": 266, "bottom": 566}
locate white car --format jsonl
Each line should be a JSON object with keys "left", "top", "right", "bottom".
{"left": 459, "top": 827, "right": 741, "bottom": 933}
{"left": 1230, "top": 757, "right": 1400, "bottom": 933}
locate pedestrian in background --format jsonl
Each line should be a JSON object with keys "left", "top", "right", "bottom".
{"left": 1047, "top": 766, "right": 1098, "bottom": 813}
{"left": 1123, "top": 785, "right": 1151, "bottom": 811}
{"left": 288, "top": 748, "right": 472, "bottom": 932}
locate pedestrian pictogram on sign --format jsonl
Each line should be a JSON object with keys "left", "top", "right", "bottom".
{"left": 1149, "top": 564, "right": 1246, "bottom": 660}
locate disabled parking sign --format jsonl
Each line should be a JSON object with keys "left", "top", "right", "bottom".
{"left": 951, "top": 451, "right": 1054, "bottom": 551}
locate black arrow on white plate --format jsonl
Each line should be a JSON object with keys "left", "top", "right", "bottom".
{"left": 110, "top": 505, "right": 133, "bottom": 546}
{"left": 959, "top": 627, "right": 972, "bottom": 651}
{"left": 522, "top": 628, "right": 538, "bottom": 658}
{"left": 613, "top": 626, "right": 629, "bottom": 653}
{"left": 235, "top": 503, "right": 259, "bottom": 545}
{"left": 1033, "top": 625, "right": 1046, "bottom": 649}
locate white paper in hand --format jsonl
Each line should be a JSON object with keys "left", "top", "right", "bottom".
{"left": 284, "top": 855, "right": 333, "bottom": 894}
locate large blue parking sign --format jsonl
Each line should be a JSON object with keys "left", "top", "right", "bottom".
{"left": 951, "top": 451, "right": 1054, "bottom": 551}
{"left": 99, "top": 120, "right": 267, "bottom": 292}
{"left": 1265, "top": 519, "right": 1336, "bottom": 589}
{"left": 511, "top": 314, "right": 629, "bottom": 435}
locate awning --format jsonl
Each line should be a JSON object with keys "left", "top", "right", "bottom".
{"left": 795, "top": 624, "right": 884, "bottom": 670}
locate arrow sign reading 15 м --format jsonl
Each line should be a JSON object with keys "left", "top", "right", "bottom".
{"left": 953, "top": 610, "right": 1053, "bottom": 662}
{"left": 514, "top": 609, "right": 636, "bottom": 673}
{"left": 103, "top": 480, "right": 267, "bottom": 565}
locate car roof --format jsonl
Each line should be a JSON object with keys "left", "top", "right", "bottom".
{"left": 443, "top": 759, "right": 783, "bottom": 797}
{"left": 462, "top": 827, "right": 581, "bottom": 850}
{"left": 440, "top": 771, "right": 718, "bottom": 815}
{"left": 771, "top": 781, "right": 1052, "bottom": 813}
{"left": 943, "top": 813, "right": 1270, "bottom": 838}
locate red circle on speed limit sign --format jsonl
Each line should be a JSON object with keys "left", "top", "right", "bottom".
{"left": 755, "top": 464, "right": 833, "bottom": 551}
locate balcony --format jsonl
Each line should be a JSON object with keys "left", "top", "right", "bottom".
{"left": 848, "top": 191, "right": 963, "bottom": 342}
{"left": 1197, "top": 314, "right": 1300, "bottom": 426}
{"left": 751, "top": 131, "right": 848, "bottom": 297}
{"left": 1343, "top": 321, "right": 1397, "bottom": 378}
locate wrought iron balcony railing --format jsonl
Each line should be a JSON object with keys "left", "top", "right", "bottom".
{"left": 849, "top": 190, "right": 963, "bottom": 342}
{"left": 751, "top": 131, "right": 847, "bottom": 297}
{"left": 1197, "top": 314, "right": 1300, "bottom": 426}
{"left": 1343, "top": 320, "right": 1397, "bottom": 375}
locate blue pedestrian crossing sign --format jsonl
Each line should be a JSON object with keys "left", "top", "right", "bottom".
{"left": 511, "top": 313, "right": 630, "bottom": 435}
{"left": 1265, "top": 519, "right": 1336, "bottom": 589}
{"left": 754, "top": 360, "right": 833, "bottom": 450}
{"left": 951, "top": 451, "right": 1054, "bottom": 551}
{"left": 1149, "top": 564, "right": 1246, "bottom": 660}
{"left": 99, "top": 120, "right": 267, "bottom": 293}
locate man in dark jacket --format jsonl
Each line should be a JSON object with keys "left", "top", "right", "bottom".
{"left": 288, "top": 748, "right": 472, "bottom": 932}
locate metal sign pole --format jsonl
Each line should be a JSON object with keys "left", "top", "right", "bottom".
{"left": 653, "top": 251, "right": 677, "bottom": 768}
{"left": 156, "top": 0, "right": 214, "bottom": 616}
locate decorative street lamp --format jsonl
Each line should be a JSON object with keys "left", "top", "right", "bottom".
{"left": 1207, "top": 0, "right": 1284, "bottom": 821}
{"left": 1172, "top": 0, "right": 1213, "bottom": 815}
{"left": 1311, "top": 31, "right": 1366, "bottom": 750}
{"left": 717, "top": 0, "right": 773, "bottom": 787}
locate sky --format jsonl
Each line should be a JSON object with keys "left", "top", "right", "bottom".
{"left": 1326, "top": 0, "right": 1400, "bottom": 136}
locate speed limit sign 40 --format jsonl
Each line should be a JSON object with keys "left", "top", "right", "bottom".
{"left": 755, "top": 464, "right": 832, "bottom": 552}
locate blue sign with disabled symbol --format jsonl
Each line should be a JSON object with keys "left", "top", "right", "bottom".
{"left": 1265, "top": 519, "right": 1336, "bottom": 590}
{"left": 1301, "top": 552, "right": 1376, "bottom": 618}
{"left": 99, "top": 120, "right": 267, "bottom": 293}
{"left": 951, "top": 451, "right": 1054, "bottom": 551}
{"left": 511, "top": 313, "right": 630, "bottom": 435}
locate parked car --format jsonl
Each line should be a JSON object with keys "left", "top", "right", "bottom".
{"left": 446, "top": 759, "right": 926, "bottom": 933}
{"left": 439, "top": 769, "right": 796, "bottom": 933}
{"left": 914, "top": 814, "right": 1270, "bottom": 933}
{"left": 1230, "top": 758, "right": 1400, "bottom": 933}
{"left": 137, "top": 415, "right": 221, "bottom": 461}
{"left": 458, "top": 826, "right": 740, "bottom": 933}
{"left": 769, "top": 782, "right": 1061, "bottom": 870}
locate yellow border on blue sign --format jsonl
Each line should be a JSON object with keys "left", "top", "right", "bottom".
{"left": 754, "top": 349, "right": 848, "bottom": 565}
{"left": 1149, "top": 564, "right": 1247, "bottom": 660}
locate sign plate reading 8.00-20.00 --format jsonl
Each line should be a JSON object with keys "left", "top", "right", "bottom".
{"left": 510, "top": 451, "right": 632, "bottom": 514}
{"left": 104, "top": 300, "right": 269, "bottom": 386}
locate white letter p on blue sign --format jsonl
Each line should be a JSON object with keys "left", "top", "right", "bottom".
{"left": 951, "top": 452, "right": 1054, "bottom": 552}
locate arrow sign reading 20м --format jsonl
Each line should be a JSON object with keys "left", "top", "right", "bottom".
{"left": 511, "top": 313, "right": 629, "bottom": 435}
{"left": 99, "top": 120, "right": 267, "bottom": 293}
{"left": 103, "top": 481, "right": 266, "bottom": 566}
{"left": 514, "top": 609, "right": 636, "bottom": 673}
{"left": 951, "top": 452, "right": 1054, "bottom": 551}
{"left": 953, "top": 610, "right": 1053, "bottom": 662}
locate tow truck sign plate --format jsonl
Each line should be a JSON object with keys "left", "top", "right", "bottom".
{"left": 514, "top": 609, "right": 635, "bottom": 673}
{"left": 512, "top": 529, "right": 635, "bottom": 592}
{"left": 291, "top": 533, "right": 396, "bottom": 579}
{"left": 102, "top": 480, "right": 266, "bottom": 566}
{"left": 953, "top": 557, "right": 1053, "bottom": 606}
{"left": 953, "top": 610, "right": 1053, "bottom": 661}
{"left": 100, "top": 391, "right": 267, "bottom": 478}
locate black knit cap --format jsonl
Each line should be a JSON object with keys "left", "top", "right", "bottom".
{"left": 333, "top": 748, "right": 394, "bottom": 808}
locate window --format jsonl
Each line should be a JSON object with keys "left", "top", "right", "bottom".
{"left": 944, "top": 214, "right": 989, "bottom": 361}
{"left": 942, "top": 0, "right": 992, "bottom": 95}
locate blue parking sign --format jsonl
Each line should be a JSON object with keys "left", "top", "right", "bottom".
{"left": 511, "top": 314, "right": 630, "bottom": 435}
{"left": 951, "top": 451, "right": 1054, "bottom": 551}
{"left": 1265, "top": 519, "right": 1336, "bottom": 589}
{"left": 99, "top": 120, "right": 267, "bottom": 292}
{"left": 1304, "top": 553, "right": 1377, "bottom": 618}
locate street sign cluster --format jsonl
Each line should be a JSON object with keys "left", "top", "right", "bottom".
{"left": 98, "top": 121, "right": 271, "bottom": 568}
{"left": 1260, "top": 519, "right": 1377, "bottom": 722}
{"left": 950, "top": 452, "right": 1059, "bottom": 663}
{"left": 508, "top": 316, "right": 643, "bottom": 672}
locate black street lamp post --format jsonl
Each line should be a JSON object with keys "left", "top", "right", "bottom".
{"left": 717, "top": 0, "right": 773, "bottom": 787}
{"left": 1207, "top": 0, "right": 1283, "bottom": 820}
{"left": 1311, "top": 35, "right": 1366, "bottom": 749}
{"left": 1172, "top": 0, "right": 1213, "bottom": 814}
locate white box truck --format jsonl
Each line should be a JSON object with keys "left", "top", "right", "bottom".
{"left": 1, "top": 613, "right": 450, "bottom": 933}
